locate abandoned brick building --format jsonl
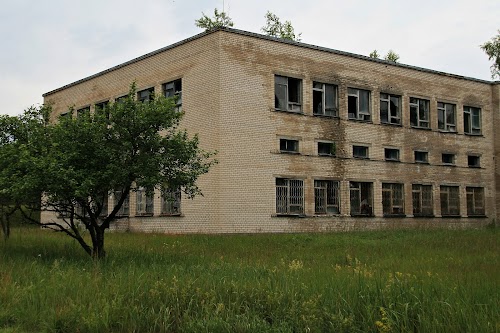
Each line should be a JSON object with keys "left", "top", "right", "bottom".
{"left": 41, "top": 27, "right": 500, "bottom": 233}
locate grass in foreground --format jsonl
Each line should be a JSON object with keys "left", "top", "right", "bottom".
{"left": 0, "top": 228, "right": 499, "bottom": 332}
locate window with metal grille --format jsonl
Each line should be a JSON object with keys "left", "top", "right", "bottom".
{"left": 466, "top": 187, "right": 485, "bottom": 216}
{"left": 114, "top": 189, "right": 130, "bottom": 217}
{"left": 161, "top": 187, "right": 181, "bottom": 215}
{"left": 382, "top": 183, "right": 405, "bottom": 216}
{"left": 276, "top": 178, "right": 304, "bottom": 215}
{"left": 314, "top": 180, "right": 340, "bottom": 214}
{"left": 349, "top": 182, "right": 373, "bottom": 216}
{"left": 136, "top": 187, "right": 154, "bottom": 216}
{"left": 137, "top": 87, "right": 154, "bottom": 102}
{"left": 380, "top": 93, "right": 401, "bottom": 125}
{"left": 410, "top": 97, "right": 430, "bottom": 128}
{"left": 464, "top": 106, "right": 481, "bottom": 135}
{"left": 163, "top": 79, "right": 182, "bottom": 112}
{"left": 412, "top": 184, "right": 433, "bottom": 216}
{"left": 348, "top": 88, "right": 371, "bottom": 121}
{"left": 437, "top": 102, "right": 456, "bottom": 132}
{"left": 275, "top": 75, "right": 302, "bottom": 112}
{"left": 440, "top": 185, "right": 460, "bottom": 216}
{"left": 313, "top": 82, "right": 338, "bottom": 117}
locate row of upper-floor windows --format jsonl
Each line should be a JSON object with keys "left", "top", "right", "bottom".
{"left": 274, "top": 75, "right": 483, "bottom": 135}
{"left": 276, "top": 178, "right": 486, "bottom": 217}
{"left": 278, "top": 138, "right": 481, "bottom": 168}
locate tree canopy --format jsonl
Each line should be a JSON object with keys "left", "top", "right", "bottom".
{"left": 480, "top": 30, "right": 500, "bottom": 80}
{"left": 0, "top": 85, "right": 216, "bottom": 258}
{"left": 261, "top": 11, "right": 301, "bottom": 42}
{"left": 195, "top": 8, "right": 234, "bottom": 31}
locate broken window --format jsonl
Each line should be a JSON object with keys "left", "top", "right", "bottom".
{"left": 138, "top": 87, "right": 154, "bottom": 103}
{"left": 114, "top": 189, "right": 130, "bottom": 217}
{"left": 161, "top": 186, "right": 181, "bottom": 215}
{"left": 136, "top": 187, "right": 154, "bottom": 216}
{"left": 440, "top": 185, "right": 460, "bottom": 216}
{"left": 348, "top": 88, "right": 371, "bottom": 121}
{"left": 464, "top": 106, "right": 481, "bottom": 135}
{"left": 412, "top": 184, "right": 433, "bottom": 216}
{"left": 275, "top": 75, "right": 302, "bottom": 112}
{"left": 318, "top": 142, "right": 335, "bottom": 156}
{"left": 313, "top": 82, "right": 338, "bottom": 117}
{"left": 76, "top": 106, "right": 90, "bottom": 118}
{"left": 468, "top": 155, "right": 480, "bottom": 168}
{"left": 414, "top": 151, "right": 428, "bottom": 163}
{"left": 442, "top": 153, "right": 455, "bottom": 165}
{"left": 437, "top": 102, "right": 456, "bottom": 132}
{"left": 384, "top": 148, "right": 400, "bottom": 161}
{"left": 382, "top": 183, "right": 405, "bottom": 216}
{"left": 280, "top": 139, "right": 299, "bottom": 153}
{"left": 314, "top": 180, "right": 340, "bottom": 214}
{"left": 466, "top": 187, "right": 485, "bottom": 216}
{"left": 349, "top": 182, "right": 373, "bottom": 216}
{"left": 380, "top": 93, "right": 401, "bottom": 125}
{"left": 95, "top": 101, "right": 110, "bottom": 120}
{"left": 409, "top": 97, "right": 430, "bottom": 128}
{"left": 353, "top": 145, "right": 369, "bottom": 159}
{"left": 163, "top": 79, "right": 182, "bottom": 112}
{"left": 276, "top": 178, "right": 304, "bottom": 215}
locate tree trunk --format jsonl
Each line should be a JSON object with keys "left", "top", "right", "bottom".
{"left": 1, "top": 212, "right": 9, "bottom": 240}
{"left": 92, "top": 228, "right": 106, "bottom": 259}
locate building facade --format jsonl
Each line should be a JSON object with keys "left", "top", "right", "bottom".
{"left": 42, "top": 28, "right": 500, "bottom": 233}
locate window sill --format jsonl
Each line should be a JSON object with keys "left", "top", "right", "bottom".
{"left": 467, "top": 214, "right": 487, "bottom": 218}
{"left": 415, "top": 161, "right": 429, "bottom": 164}
{"left": 441, "top": 163, "right": 456, "bottom": 167}
{"left": 313, "top": 213, "right": 341, "bottom": 217}
{"left": 280, "top": 151, "right": 300, "bottom": 155}
{"left": 160, "top": 213, "right": 182, "bottom": 217}
{"left": 135, "top": 213, "right": 154, "bottom": 217}
{"left": 468, "top": 165, "right": 481, "bottom": 168}
{"left": 438, "top": 130, "right": 458, "bottom": 134}
{"left": 348, "top": 118, "right": 373, "bottom": 124}
{"left": 350, "top": 214, "right": 374, "bottom": 217}
{"left": 385, "top": 159, "right": 400, "bottom": 162}
{"left": 273, "top": 108, "right": 304, "bottom": 115}
{"left": 313, "top": 113, "right": 339, "bottom": 119}
{"left": 464, "top": 133, "right": 483, "bottom": 137}
{"left": 274, "top": 214, "right": 306, "bottom": 218}
{"left": 440, "top": 215, "right": 461, "bottom": 218}
{"left": 413, "top": 214, "right": 435, "bottom": 218}
{"left": 318, "top": 153, "right": 336, "bottom": 157}
{"left": 410, "top": 126, "right": 431, "bottom": 131}
{"left": 380, "top": 122, "right": 402, "bottom": 127}
{"left": 383, "top": 214, "right": 406, "bottom": 218}
{"left": 353, "top": 156, "right": 369, "bottom": 160}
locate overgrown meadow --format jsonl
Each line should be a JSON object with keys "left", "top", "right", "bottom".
{"left": 1, "top": 227, "right": 499, "bottom": 332}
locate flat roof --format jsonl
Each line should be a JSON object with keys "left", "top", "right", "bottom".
{"left": 44, "top": 27, "right": 496, "bottom": 97}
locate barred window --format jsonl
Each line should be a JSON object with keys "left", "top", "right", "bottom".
{"left": 161, "top": 187, "right": 181, "bottom": 215}
{"left": 114, "top": 189, "right": 130, "bottom": 217}
{"left": 136, "top": 187, "right": 154, "bottom": 216}
{"left": 440, "top": 186, "right": 460, "bottom": 216}
{"left": 349, "top": 182, "right": 373, "bottom": 216}
{"left": 466, "top": 187, "right": 485, "bottom": 216}
{"left": 276, "top": 178, "right": 304, "bottom": 215}
{"left": 412, "top": 184, "right": 433, "bottom": 216}
{"left": 382, "top": 183, "right": 405, "bottom": 216}
{"left": 314, "top": 180, "right": 340, "bottom": 214}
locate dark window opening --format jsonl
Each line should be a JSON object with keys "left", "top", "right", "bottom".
{"left": 280, "top": 139, "right": 299, "bottom": 153}
{"left": 353, "top": 145, "right": 369, "bottom": 159}
{"left": 385, "top": 148, "right": 400, "bottom": 161}
{"left": 468, "top": 155, "right": 480, "bottom": 168}
{"left": 350, "top": 182, "right": 373, "bottom": 216}
{"left": 414, "top": 151, "right": 428, "bottom": 163}
{"left": 318, "top": 142, "right": 335, "bottom": 156}
{"left": 275, "top": 75, "right": 302, "bottom": 112}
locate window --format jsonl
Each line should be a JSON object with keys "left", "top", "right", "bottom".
{"left": 76, "top": 106, "right": 90, "bottom": 118}
{"left": 353, "top": 145, "right": 369, "bottom": 159}
{"left": 440, "top": 186, "right": 460, "bottom": 216}
{"left": 414, "top": 151, "right": 428, "bottom": 163}
{"left": 115, "top": 95, "right": 128, "bottom": 103}
{"left": 280, "top": 139, "right": 299, "bottom": 153}
{"left": 136, "top": 187, "right": 154, "bottom": 216}
{"left": 349, "top": 182, "right": 373, "bottom": 216}
{"left": 410, "top": 97, "right": 430, "bottom": 128}
{"left": 114, "top": 189, "right": 130, "bottom": 217}
{"left": 468, "top": 155, "right": 480, "bottom": 168}
{"left": 380, "top": 93, "right": 401, "bottom": 125}
{"left": 314, "top": 180, "right": 340, "bottom": 214}
{"left": 313, "top": 82, "right": 338, "bottom": 117}
{"left": 412, "top": 184, "right": 433, "bottom": 216}
{"left": 348, "top": 88, "right": 371, "bottom": 121}
{"left": 466, "top": 187, "right": 485, "bottom": 216}
{"left": 163, "top": 79, "right": 182, "bottom": 112}
{"left": 161, "top": 187, "right": 181, "bottom": 215}
{"left": 437, "top": 102, "right": 456, "bottom": 132}
{"left": 442, "top": 153, "right": 455, "bottom": 165}
{"left": 384, "top": 148, "right": 400, "bottom": 161}
{"left": 276, "top": 178, "right": 304, "bottom": 215}
{"left": 95, "top": 192, "right": 108, "bottom": 217}
{"left": 95, "top": 101, "right": 109, "bottom": 119}
{"left": 382, "top": 183, "right": 405, "bottom": 216}
{"left": 138, "top": 87, "right": 154, "bottom": 103}
{"left": 59, "top": 112, "right": 70, "bottom": 120}
{"left": 464, "top": 106, "right": 481, "bottom": 135}
{"left": 275, "top": 75, "right": 302, "bottom": 112}
{"left": 318, "top": 142, "right": 335, "bottom": 156}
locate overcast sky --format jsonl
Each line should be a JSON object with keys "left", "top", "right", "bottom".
{"left": 0, "top": 0, "right": 498, "bottom": 116}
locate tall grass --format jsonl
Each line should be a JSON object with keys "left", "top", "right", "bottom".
{"left": 1, "top": 228, "right": 498, "bottom": 332}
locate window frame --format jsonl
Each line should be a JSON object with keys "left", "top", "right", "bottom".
{"left": 161, "top": 186, "right": 181, "bottom": 216}
{"left": 441, "top": 153, "right": 456, "bottom": 165}
{"left": 412, "top": 184, "right": 434, "bottom": 217}
{"left": 463, "top": 106, "right": 481, "bottom": 135}
{"left": 279, "top": 138, "right": 299, "bottom": 154}
{"left": 384, "top": 148, "right": 400, "bottom": 162}
{"left": 382, "top": 183, "right": 405, "bottom": 216}
{"left": 466, "top": 187, "right": 485, "bottom": 216}
{"left": 113, "top": 189, "right": 130, "bottom": 217}
{"left": 353, "top": 145, "right": 369, "bottom": 159}
{"left": 317, "top": 141, "right": 335, "bottom": 157}
{"left": 275, "top": 75, "right": 302, "bottom": 113}
{"left": 135, "top": 187, "right": 154, "bottom": 216}
{"left": 409, "top": 97, "right": 430, "bottom": 129}
{"left": 437, "top": 102, "right": 456, "bottom": 132}
{"left": 94, "top": 101, "right": 110, "bottom": 120}
{"left": 163, "top": 79, "right": 182, "bottom": 112}
{"left": 440, "top": 185, "right": 460, "bottom": 216}
{"left": 314, "top": 180, "right": 340, "bottom": 215}
{"left": 467, "top": 155, "right": 480, "bottom": 168}
{"left": 349, "top": 181, "right": 373, "bottom": 216}
{"left": 276, "top": 178, "right": 304, "bottom": 215}
{"left": 348, "top": 88, "right": 371, "bottom": 121}
{"left": 137, "top": 87, "right": 155, "bottom": 103}
{"left": 76, "top": 106, "right": 90, "bottom": 118}
{"left": 313, "top": 82, "right": 338, "bottom": 117}
{"left": 414, "top": 150, "right": 429, "bottom": 164}
{"left": 380, "top": 93, "right": 401, "bottom": 125}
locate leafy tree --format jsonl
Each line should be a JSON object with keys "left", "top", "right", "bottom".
{"left": 384, "top": 50, "right": 400, "bottom": 63}
{"left": 261, "top": 11, "right": 301, "bottom": 42}
{"left": 0, "top": 85, "right": 216, "bottom": 258}
{"left": 369, "top": 50, "right": 380, "bottom": 59}
{"left": 195, "top": 8, "right": 234, "bottom": 31}
{"left": 480, "top": 30, "right": 500, "bottom": 79}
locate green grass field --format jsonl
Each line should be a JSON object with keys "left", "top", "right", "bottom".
{"left": 1, "top": 227, "right": 499, "bottom": 332}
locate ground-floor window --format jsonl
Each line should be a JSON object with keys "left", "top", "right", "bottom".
{"left": 466, "top": 187, "right": 485, "bottom": 216}
{"left": 276, "top": 178, "right": 304, "bottom": 215}
{"left": 136, "top": 187, "right": 154, "bottom": 215}
{"left": 314, "top": 180, "right": 340, "bottom": 214}
{"left": 440, "top": 185, "right": 460, "bottom": 216}
{"left": 161, "top": 187, "right": 181, "bottom": 215}
{"left": 382, "top": 183, "right": 404, "bottom": 216}
{"left": 412, "top": 184, "right": 433, "bottom": 216}
{"left": 114, "top": 189, "right": 130, "bottom": 216}
{"left": 350, "top": 182, "right": 373, "bottom": 216}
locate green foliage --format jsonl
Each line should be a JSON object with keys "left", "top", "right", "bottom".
{"left": 384, "top": 50, "right": 400, "bottom": 63}
{"left": 369, "top": 50, "right": 380, "bottom": 59}
{"left": 195, "top": 8, "right": 234, "bottom": 31}
{"left": 0, "top": 84, "right": 216, "bottom": 258}
{"left": 0, "top": 229, "right": 498, "bottom": 332}
{"left": 480, "top": 30, "right": 500, "bottom": 79}
{"left": 261, "top": 11, "right": 301, "bottom": 42}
